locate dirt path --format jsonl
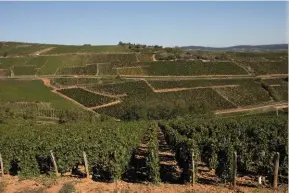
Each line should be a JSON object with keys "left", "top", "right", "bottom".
{"left": 157, "top": 128, "right": 181, "bottom": 183}
{"left": 113, "top": 65, "right": 150, "bottom": 70}
{"left": 121, "top": 74, "right": 253, "bottom": 78}
{"left": 31, "top": 47, "right": 56, "bottom": 55}
{"left": 215, "top": 103, "right": 288, "bottom": 115}
{"left": 90, "top": 100, "right": 121, "bottom": 110}
{"left": 153, "top": 85, "right": 240, "bottom": 93}
{"left": 41, "top": 78, "right": 54, "bottom": 89}
{"left": 1, "top": 175, "right": 280, "bottom": 193}
{"left": 152, "top": 54, "right": 157, "bottom": 61}
{"left": 257, "top": 74, "right": 289, "bottom": 78}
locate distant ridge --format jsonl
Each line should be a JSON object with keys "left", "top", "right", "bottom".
{"left": 182, "top": 44, "right": 288, "bottom": 52}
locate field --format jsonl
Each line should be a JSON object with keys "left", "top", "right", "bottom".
{"left": 137, "top": 53, "right": 154, "bottom": 62}
{"left": 0, "top": 43, "right": 288, "bottom": 192}
{"left": 214, "top": 79, "right": 272, "bottom": 106}
{"left": 118, "top": 61, "right": 249, "bottom": 76}
{"left": 247, "top": 61, "right": 288, "bottom": 75}
{"left": 44, "top": 45, "right": 129, "bottom": 54}
{"left": 91, "top": 80, "right": 237, "bottom": 120}
{"left": 13, "top": 66, "right": 37, "bottom": 75}
{"left": 56, "top": 64, "right": 98, "bottom": 75}
{"left": 58, "top": 88, "right": 116, "bottom": 107}
{"left": 0, "top": 43, "right": 52, "bottom": 56}
{"left": 25, "top": 56, "right": 50, "bottom": 67}
{"left": 0, "top": 57, "right": 29, "bottom": 69}
{"left": 148, "top": 79, "right": 244, "bottom": 89}
{"left": 0, "top": 79, "right": 80, "bottom": 109}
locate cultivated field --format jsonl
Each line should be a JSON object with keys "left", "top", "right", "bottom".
{"left": 0, "top": 42, "right": 288, "bottom": 193}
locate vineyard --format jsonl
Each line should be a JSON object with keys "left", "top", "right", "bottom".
{"left": 147, "top": 79, "right": 245, "bottom": 89}
{"left": 246, "top": 61, "right": 288, "bottom": 75}
{"left": 56, "top": 64, "right": 98, "bottom": 75}
{"left": 0, "top": 120, "right": 148, "bottom": 179}
{"left": 13, "top": 66, "right": 37, "bottom": 75}
{"left": 0, "top": 42, "right": 288, "bottom": 192}
{"left": 0, "top": 114, "right": 287, "bottom": 190}
{"left": 0, "top": 43, "right": 52, "bottom": 56}
{"left": 44, "top": 45, "right": 129, "bottom": 54}
{"left": 159, "top": 114, "right": 288, "bottom": 184}
{"left": 214, "top": 80, "right": 272, "bottom": 106}
{"left": 92, "top": 80, "right": 237, "bottom": 120}
{"left": 57, "top": 88, "right": 116, "bottom": 107}
{"left": 118, "top": 61, "right": 249, "bottom": 76}
{"left": 0, "top": 80, "right": 80, "bottom": 109}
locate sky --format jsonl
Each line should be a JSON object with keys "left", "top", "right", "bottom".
{"left": 0, "top": 1, "right": 287, "bottom": 47}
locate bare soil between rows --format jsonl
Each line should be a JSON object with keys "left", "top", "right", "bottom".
{"left": 1, "top": 175, "right": 286, "bottom": 193}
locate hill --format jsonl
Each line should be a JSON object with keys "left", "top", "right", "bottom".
{"left": 182, "top": 44, "right": 288, "bottom": 52}
{"left": 0, "top": 41, "right": 288, "bottom": 192}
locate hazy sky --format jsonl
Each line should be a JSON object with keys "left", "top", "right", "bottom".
{"left": 0, "top": 1, "right": 287, "bottom": 47}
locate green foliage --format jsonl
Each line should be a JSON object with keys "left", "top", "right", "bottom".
{"left": 0, "top": 121, "right": 147, "bottom": 179}
{"left": 118, "top": 61, "right": 248, "bottom": 76}
{"left": 215, "top": 80, "right": 272, "bottom": 106}
{"left": 45, "top": 45, "right": 129, "bottom": 54}
{"left": 146, "top": 123, "right": 160, "bottom": 183}
{"left": 58, "top": 88, "right": 115, "bottom": 107}
{"left": 57, "top": 64, "right": 98, "bottom": 75}
{"left": 158, "top": 122, "right": 198, "bottom": 183}
{"left": 260, "top": 81, "right": 282, "bottom": 102}
{"left": 94, "top": 81, "right": 234, "bottom": 120}
{"left": 164, "top": 115, "right": 288, "bottom": 182}
{"left": 148, "top": 79, "right": 244, "bottom": 90}
{"left": 137, "top": 53, "right": 153, "bottom": 62}
{"left": 261, "top": 78, "right": 288, "bottom": 102}
{"left": 0, "top": 43, "right": 51, "bottom": 56}
{"left": 0, "top": 80, "right": 79, "bottom": 109}
{"left": 0, "top": 57, "right": 28, "bottom": 69}
{"left": 13, "top": 66, "right": 37, "bottom": 75}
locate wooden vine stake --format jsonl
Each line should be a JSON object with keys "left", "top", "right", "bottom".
{"left": 232, "top": 151, "right": 237, "bottom": 188}
{"left": 273, "top": 152, "right": 280, "bottom": 189}
{"left": 50, "top": 150, "right": 60, "bottom": 177}
{"left": 191, "top": 152, "right": 195, "bottom": 186}
{"left": 83, "top": 151, "right": 89, "bottom": 178}
{"left": 0, "top": 153, "right": 4, "bottom": 177}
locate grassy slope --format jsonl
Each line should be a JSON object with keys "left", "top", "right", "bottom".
{"left": 118, "top": 61, "right": 248, "bottom": 76}
{"left": 148, "top": 79, "right": 245, "bottom": 89}
{"left": 0, "top": 79, "right": 80, "bottom": 109}
{"left": 0, "top": 44, "right": 52, "bottom": 56}
{"left": 44, "top": 45, "right": 129, "bottom": 54}
{"left": 58, "top": 88, "right": 115, "bottom": 107}
{"left": 215, "top": 80, "right": 272, "bottom": 106}
{"left": 93, "top": 80, "right": 236, "bottom": 118}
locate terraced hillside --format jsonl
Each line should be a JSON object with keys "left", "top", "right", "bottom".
{"left": 0, "top": 42, "right": 287, "bottom": 121}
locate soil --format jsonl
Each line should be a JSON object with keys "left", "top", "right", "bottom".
{"left": 90, "top": 100, "right": 121, "bottom": 110}
{"left": 1, "top": 174, "right": 285, "bottom": 193}
{"left": 152, "top": 54, "right": 157, "bottom": 62}
{"left": 31, "top": 47, "right": 56, "bottom": 55}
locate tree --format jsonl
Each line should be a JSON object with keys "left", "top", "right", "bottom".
{"left": 118, "top": 41, "right": 124, "bottom": 46}
{"left": 3, "top": 52, "right": 7, "bottom": 57}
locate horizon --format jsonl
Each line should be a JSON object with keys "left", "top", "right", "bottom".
{"left": 1, "top": 1, "right": 287, "bottom": 47}
{"left": 1, "top": 40, "right": 287, "bottom": 48}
